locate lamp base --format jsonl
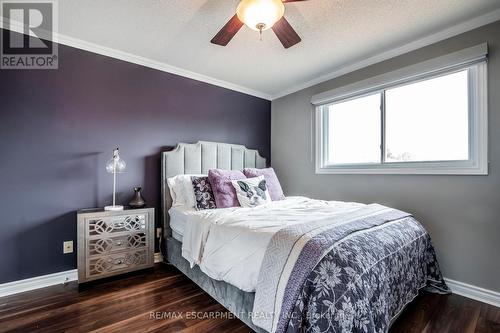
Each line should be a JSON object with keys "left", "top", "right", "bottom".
{"left": 104, "top": 205, "right": 124, "bottom": 211}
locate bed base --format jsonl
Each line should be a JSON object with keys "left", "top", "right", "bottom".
{"left": 166, "top": 237, "right": 266, "bottom": 333}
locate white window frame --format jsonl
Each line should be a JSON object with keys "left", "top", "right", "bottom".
{"left": 313, "top": 45, "right": 488, "bottom": 175}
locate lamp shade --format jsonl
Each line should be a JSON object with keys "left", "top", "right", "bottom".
{"left": 105, "top": 148, "right": 126, "bottom": 173}
{"left": 236, "top": 0, "right": 285, "bottom": 31}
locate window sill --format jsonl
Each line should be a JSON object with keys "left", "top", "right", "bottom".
{"left": 315, "top": 162, "right": 488, "bottom": 175}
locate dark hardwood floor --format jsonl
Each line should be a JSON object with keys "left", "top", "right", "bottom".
{"left": 0, "top": 264, "right": 498, "bottom": 333}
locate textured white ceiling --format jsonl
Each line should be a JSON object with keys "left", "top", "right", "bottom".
{"left": 57, "top": 0, "right": 500, "bottom": 98}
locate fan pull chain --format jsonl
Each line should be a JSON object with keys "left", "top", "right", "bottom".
{"left": 256, "top": 23, "right": 265, "bottom": 42}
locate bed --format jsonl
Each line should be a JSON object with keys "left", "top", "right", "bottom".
{"left": 162, "top": 141, "right": 268, "bottom": 332}
{"left": 161, "top": 141, "right": 449, "bottom": 333}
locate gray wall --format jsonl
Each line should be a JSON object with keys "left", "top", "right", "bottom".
{"left": 271, "top": 21, "right": 500, "bottom": 292}
{"left": 0, "top": 30, "right": 270, "bottom": 284}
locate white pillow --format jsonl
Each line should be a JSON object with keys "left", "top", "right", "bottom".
{"left": 167, "top": 174, "right": 205, "bottom": 208}
{"left": 231, "top": 176, "right": 271, "bottom": 208}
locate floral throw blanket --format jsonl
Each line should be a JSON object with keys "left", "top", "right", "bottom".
{"left": 252, "top": 204, "right": 449, "bottom": 333}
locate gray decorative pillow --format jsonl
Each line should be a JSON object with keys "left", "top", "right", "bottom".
{"left": 191, "top": 176, "right": 217, "bottom": 210}
{"left": 231, "top": 176, "right": 272, "bottom": 208}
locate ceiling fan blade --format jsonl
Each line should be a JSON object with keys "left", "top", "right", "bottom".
{"left": 211, "top": 14, "right": 244, "bottom": 46}
{"left": 272, "top": 17, "right": 301, "bottom": 49}
{"left": 282, "top": 0, "right": 309, "bottom": 3}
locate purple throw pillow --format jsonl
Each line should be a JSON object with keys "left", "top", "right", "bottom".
{"left": 243, "top": 167, "right": 284, "bottom": 201}
{"left": 208, "top": 169, "right": 247, "bottom": 208}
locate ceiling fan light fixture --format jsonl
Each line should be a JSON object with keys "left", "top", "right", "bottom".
{"left": 236, "top": 0, "right": 285, "bottom": 32}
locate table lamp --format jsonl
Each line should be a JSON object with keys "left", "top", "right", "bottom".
{"left": 105, "top": 147, "right": 126, "bottom": 211}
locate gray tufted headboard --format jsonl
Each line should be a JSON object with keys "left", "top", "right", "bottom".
{"left": 161, "top": 141, "right": 266, "bottom": 237}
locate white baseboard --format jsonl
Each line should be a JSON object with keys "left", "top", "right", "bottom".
{"left": 2, "top": 263, "right": 498, "bottom": 309}
{"left": 445, "top": 277, "right": 500, "bottom": 308}
{"left": 154, "top": 252, "right": 164, "bottom": 263}
{"left": 0, "top": 252, "right": 165, "bottom": 298}
{"left": 0, "top": 269, "right": 77, "bottom": 298}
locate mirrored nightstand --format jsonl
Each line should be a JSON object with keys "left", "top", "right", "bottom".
{"left": 77, "top": 207, "right": 154, "bottom": 283}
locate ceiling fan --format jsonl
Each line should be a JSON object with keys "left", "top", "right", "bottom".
{"left": 211, "top": 0, "right": 309, "bottom": 49}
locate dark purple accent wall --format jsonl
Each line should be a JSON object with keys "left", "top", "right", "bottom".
{"left": 0, "top": 32, "right": 271, "bottom": 283}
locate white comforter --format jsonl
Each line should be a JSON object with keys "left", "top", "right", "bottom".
{"left": 181, "top": 196, "right": 364, "bottom": 292}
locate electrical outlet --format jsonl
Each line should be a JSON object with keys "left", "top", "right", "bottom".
{"left": 63, "top": 241, "right": 73, "bottom": 254}
{"left": 156, "top": 228, "right": 162, "bottom": 238}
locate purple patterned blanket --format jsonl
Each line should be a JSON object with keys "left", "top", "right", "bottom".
{"left": 252, "top": 204, "right": 449, "bottom": 333}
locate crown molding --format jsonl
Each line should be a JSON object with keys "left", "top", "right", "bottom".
{"left": 0, "top": 17, "right": 272, "bottom": 101}
{"left": 271, "top": 8, "right": 500, "bottom": 100}
{"left": 2, "top": 8, "right": 499, "bottom": 102}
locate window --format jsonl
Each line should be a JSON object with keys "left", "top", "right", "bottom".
{"left": 384, "top": 71, "right": 469, "bottom": 163}
{"left": 314, "top": 49, "right": 488, "bottom": 175}
{"left": 326, "top": 93, "right": 381, "bottom": 165}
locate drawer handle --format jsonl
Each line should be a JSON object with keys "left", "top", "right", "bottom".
{"left": 117, "top": 259, "right": 123, "bottom": 264}
{"left": 116, "top": 241, "right": 123, "bottom": 246}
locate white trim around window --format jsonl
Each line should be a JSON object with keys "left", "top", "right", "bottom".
{"left": 314, "top": 45, "right": 488, "bottom": 175}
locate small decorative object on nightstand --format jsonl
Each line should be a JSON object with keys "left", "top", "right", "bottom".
{"left": 128, "top": 186, "right": 146, "bottom": 208}
{"left": 77, "top": 207, "right": 154, "bottom": 283}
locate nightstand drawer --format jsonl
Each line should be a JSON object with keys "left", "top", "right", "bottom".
{"left": 87, "top": 249, "right": 150, "bottom": 279}
{"left": 88, "top": 232, "right": 148, "bottom": 257}
{"left": 87, "top": 214, "right": 147, "bottom": 237}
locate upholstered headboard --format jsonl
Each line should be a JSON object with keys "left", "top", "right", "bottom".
{"left": 161, "top": 141, "right": 266, "bottom": 237}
